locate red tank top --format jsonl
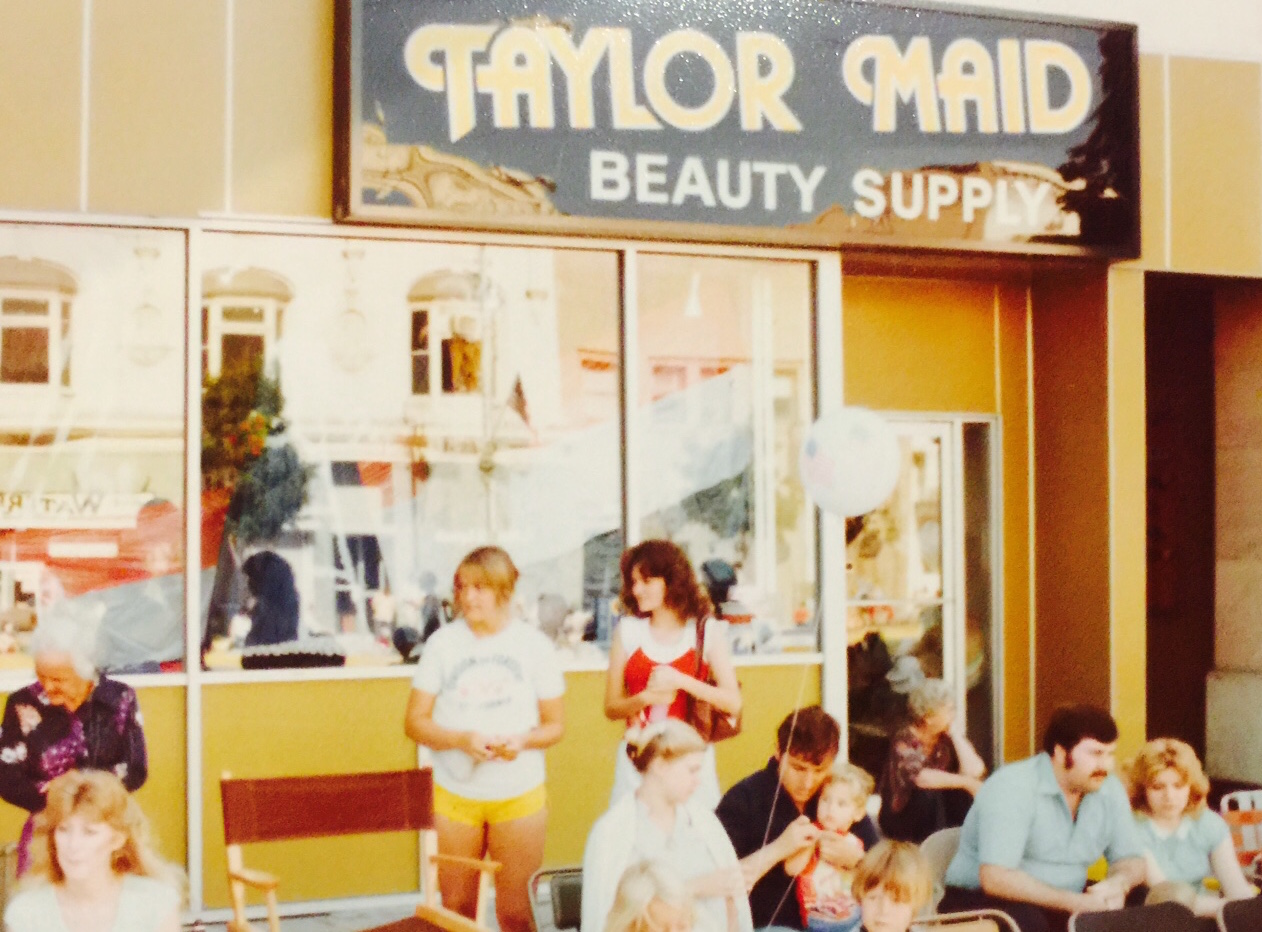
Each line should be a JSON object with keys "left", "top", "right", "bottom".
{"left": 620, "top": 617, "right": 709, "bottom": 727}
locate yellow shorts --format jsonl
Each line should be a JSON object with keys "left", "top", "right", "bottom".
{"left": 433, "top": 784, "right": 547, "bottom": 827}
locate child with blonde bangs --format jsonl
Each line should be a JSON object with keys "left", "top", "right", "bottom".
{"left": 851, "top": 841, "right": 933, "bottom": 932}
{"left": 604, "top": 860, "right": 695, "bottom": 932}
{"left": 786, "top": 763, "right": 876, "bottom": 932}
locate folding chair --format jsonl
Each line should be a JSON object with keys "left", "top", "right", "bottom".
{"left": 912, "top": 908, "right": 1019, "bottom": 932}
{"left": 919, "top": 827, "right": 962, "bottom": 912}
{"left": 1068, "top": 901, "right": 1214, "bottom": 932}
{"left": 1220, "top": 790, "right": 1262, "bottom": 882}
{"left": 220, "top": 769, "right": 499, "bottom": 932}
{"left": 1217, "top": 895, "right": 1262, "bottom": 932}
{"left": 528, "top": 866, "right": 583, "bottom": 932}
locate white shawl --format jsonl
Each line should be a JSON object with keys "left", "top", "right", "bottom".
{"left": 581, "top": 791, "right": 754, "bottom": 932}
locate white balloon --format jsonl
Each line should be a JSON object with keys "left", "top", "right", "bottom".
{"left": 799, "top": 407, "right": 902, "bottom": 517}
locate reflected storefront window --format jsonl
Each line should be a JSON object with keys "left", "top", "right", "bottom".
{"left": 633, "top": 254, "right": 815, "bottom": 654}
{"left": 199, "top": 238, "right": 622, "bottom": 669}
{"left": 0, "top": 225, "right": 186, "bottom": 674}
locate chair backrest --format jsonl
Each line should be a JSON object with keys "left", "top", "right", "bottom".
{"left": 1068, "top": 901, "right": 1203, "bottom": 932}
{"left": 221, "top": 769, "right": 434, "bottom": 845}
{"left": 912, "top": 908, "right": 1017, "bottom": 932}
{"left": 1220, "top": 790, "right": 1262, "bottom": 867}
{"left": 1218, "top": 895, "right": 1262, "bottom": 932}
{"left": 528, "top": 866, "right": 582, "bottom": 932}
{"left": 920, "top": 827, "right": 963, "bottom": 886}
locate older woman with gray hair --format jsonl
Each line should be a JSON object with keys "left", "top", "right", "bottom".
{"left": 0, "top": 602, "right": 148, "bottom": 872}
{"left": 877, "top": 677, "right": 986, "bottom": 843}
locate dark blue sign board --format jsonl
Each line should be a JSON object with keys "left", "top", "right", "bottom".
{"left": 334, "top": 0, "right": 1139, "bottom": 258}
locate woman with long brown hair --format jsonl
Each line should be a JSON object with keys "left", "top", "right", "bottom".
{"left": 604, "top": 539, "right": 741, "bottom": 808}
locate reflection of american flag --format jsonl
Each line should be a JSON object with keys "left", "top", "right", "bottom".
{"left": 507, "top": 376, "right": 530, "bottom": 429}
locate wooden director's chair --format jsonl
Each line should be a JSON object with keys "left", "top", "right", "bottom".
{"left": 220, "top": 769, "right": 499, "bottom": 932}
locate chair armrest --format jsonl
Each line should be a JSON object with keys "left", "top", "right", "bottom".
{"left": 228, "top": 865, "right": 281, "bottom": 891}
{"left": 430, "top": 854, "right": 502, "bottom": 874}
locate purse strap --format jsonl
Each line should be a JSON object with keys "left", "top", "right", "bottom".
{"left": 693, "top": 616, "right": 707, "bottom": 679}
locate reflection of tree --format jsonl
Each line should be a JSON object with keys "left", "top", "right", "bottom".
{"left": 201, "top": 359, "right": 310, "bottom": 543}
{"left": 1054, "top": 29, "right": 1138, "bottom": 250}
{"left": 202, "top": 360, "right": 283, "bottom": 490}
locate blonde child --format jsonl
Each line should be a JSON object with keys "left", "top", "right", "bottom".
{"left": 605, "top": 860, "right": 696, "bottom": 932}
{"left": 786, "top": 763, "right": 876, "bottom": 932}
{"left": 852, "top": 841, "right": 934, "bottom": 932}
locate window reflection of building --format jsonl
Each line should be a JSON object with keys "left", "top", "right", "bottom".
{"left": 408, "top": 271, "right": 486, "bottom": 402}
{"left": 0, "top": 257, "right": 75, "bottom": 389}
{"left": 635, "top": 256, "right": 814, "bottom": 645}
{"left": 201, "top": 267, "right": 292, "bottom": 377}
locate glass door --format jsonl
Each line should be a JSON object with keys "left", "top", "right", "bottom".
{"left": 845, "top": 417, "right": 1000, "bottom": 776}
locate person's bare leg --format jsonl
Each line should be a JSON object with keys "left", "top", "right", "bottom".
{"left": 486, "top": 809, "right": 548, "bottom": 932}
{"left": 435, "top": 814, "right": 487, "bottom": 919}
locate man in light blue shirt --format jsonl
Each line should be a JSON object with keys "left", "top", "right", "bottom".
{"left": 939, "top": 706, "right": 1146, "bottom": 932}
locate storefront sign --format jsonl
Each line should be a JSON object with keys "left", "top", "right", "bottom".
{"left": 335, "top": 0, "right": 1139, "bottom": 257}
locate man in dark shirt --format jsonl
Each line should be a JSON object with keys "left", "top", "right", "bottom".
{"left": 716, "top": 706, "right": 879, "bottom": 930}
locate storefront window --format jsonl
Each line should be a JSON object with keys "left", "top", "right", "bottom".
{"left": 632, "top": 254, "right": 815, "bottom": 654}
{"left": 199, "top": 237, "right": 622, "bottom": 670}
{"left": 0, "top": 226, "right": 186, "bottom": 675}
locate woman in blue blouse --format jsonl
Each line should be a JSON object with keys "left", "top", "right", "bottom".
{"left": 1126, "top": 738, "right": 1254, "bottom": 914}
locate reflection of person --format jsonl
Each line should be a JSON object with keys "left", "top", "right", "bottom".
{"left": 941, "top": 705, "right": 1146, "bottom": 932}
{"left": 852, "top": 841, "right": 934, "bottom": 932}
{"left": 1125, "top": 738, "right": 1253, "bottom": 914}
{"left": 878, "top": 679, "right": 986, "bottom": 843}
{"left": 604, "top": 540, "right": 741, "bottom": 808}
{"left": 241, "top": 551, "right": 300, "bottom": 647}
{"left": 4, "top": 770, "right": 181, "bottom": 932}
{"left": 582, "top": 721, "right": 752, "bottom": 932}
{"left": 715, "top": 707, "right": 879, "bottom": 931}
{"left": 786, "top": 764, "right": 875, "bottom": 932}
{"left": 404, "top": 547, "right": 565, "bottom": 932}
{"left": 0, "top": 607, "right": 148, "bottom": 873}
{"left": 604, "top": 860, "right": 695, "bottom": 932}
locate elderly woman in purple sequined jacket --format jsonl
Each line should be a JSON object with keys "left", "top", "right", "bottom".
{"left": 0, "top": 608, "right": 148, "bottom": 872}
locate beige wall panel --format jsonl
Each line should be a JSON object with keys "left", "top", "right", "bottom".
{"left": 232, "top": 0, "right": 333, "bottom": 217}
{"left": 1031, "top": 267, "right": 1111, "bottom": 738}
{"left": 1107, "top": 267, "right": 1146, "bottom": 758}
{"left": 0, "top": 0, "right": 83, "bottom": 211}
{"left": 997, "top": 281, "right": 1032, "bottom": 761}
{"left": 88, "top": 0, "right": 226, "bottom": 216}
{"left": 1168, "top": 58, "right": 1262, "bottom": 276}
{"left": 1137, "top": 55, "right": 1167, "bottom": 270}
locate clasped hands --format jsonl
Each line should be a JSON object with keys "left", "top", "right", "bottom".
{"left": 462, "top": 731, "right": 526, "bottom": 762}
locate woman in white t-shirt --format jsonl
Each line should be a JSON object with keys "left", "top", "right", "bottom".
{"left": 405, "top": 546, "right": 566, "bottom": 932}
{"left": 604, "top": 540, "right": 741, "bottom": 809}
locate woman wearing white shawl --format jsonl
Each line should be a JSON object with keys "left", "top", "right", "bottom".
{"left": 582, "top": 720, "right": 754, "bottom": 932}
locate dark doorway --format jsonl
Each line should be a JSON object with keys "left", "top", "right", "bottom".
{"left": 1145, "top": 273, "right": 1215, "bottom": 756}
